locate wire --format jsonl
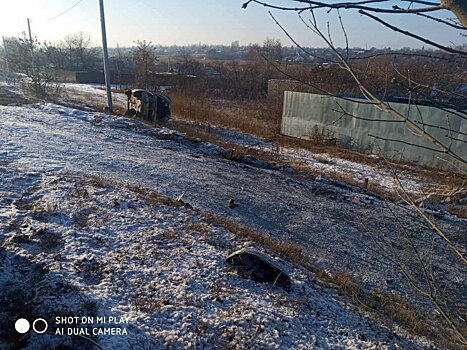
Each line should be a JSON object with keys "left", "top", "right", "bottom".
{"left": 47, "top": 0, "right": 85, "bottom": 21}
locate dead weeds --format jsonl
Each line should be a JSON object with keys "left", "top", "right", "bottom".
{"left": 170, "top": 92, "right": 466, "bottom": 200}
{"left": 197, "top": 211, "right": 463, "bottom": 349}
{"left": 171, "top": 91, "right": 282, "bottom": 140}
{"left": 58, "top": 169, "right": 464, "bottom": 348}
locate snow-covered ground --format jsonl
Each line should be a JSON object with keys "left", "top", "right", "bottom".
{"left": 58, "top": 82, "right": 462, "bottom": 197}
{"left": 0, "top": 100, "right": 464, "bottom": 287}
{"left": 61, "top": 83, "right": 128, "bottom": 112}
{"left": 184, "top": 122, "right": 435, "bottom": 196}
{"left": 60, "top": 82, "right": 443, "bottom": 196}
{"left": 0, "top": 165, "right": 434, "bottom": 349}
{"left": 0, "top": 82, "right": 465, "bottom": 348}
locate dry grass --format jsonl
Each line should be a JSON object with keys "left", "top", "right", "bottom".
{"left": 185, "top": 222, "right": 210, "bottom": 235}
{"left": 271, "top": 135, "right": 465, "bottom": 195}
{"left": 199, "top": 212, "right": 460, "bottom": 348}
{"left": 167, "top": 118, "right": 467, "bottom": 206}
{"left": 0, "top": 85, "right": 33, "bottom": 106}
{"left": 171, "top": 91, "right": 283, "bottom": 139}
{"left": 313, "top": 271, "right": 446, "bottom": 344}
{"left": 446, "top": 205, "right": 467, "bottom": 219}
{"left": 162, "top": 119, "right": 399, "bottom": 200}
{"left": 61, "top": 172, "right": 464, "bottom": 348}
{"left": 170, "top": 92, "right": 466, "bottom": 200}
{"left": 0, "top": 94, "right": 31, "bottom": 106}
{"left": 9, "top": 81, "right": 462, "bottom": 344}
{"left": 55, "top": 106, "right": 465, "bottom": 344}
{"left": 33, "top": 83, "right": 465, "bottom": 202}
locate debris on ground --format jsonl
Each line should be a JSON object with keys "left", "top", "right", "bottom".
{"left": 226, "top": 248, "right": 292, "bottom": 290}
{"left": 0, "top": 169, "right": 435, "bottom": 349}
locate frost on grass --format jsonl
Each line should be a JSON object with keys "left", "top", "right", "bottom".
{"left": 0, "top": 165, "right": 435, "bottom": 349}
{"left": 200, "top": 124, "right": 430, "bottom": 196}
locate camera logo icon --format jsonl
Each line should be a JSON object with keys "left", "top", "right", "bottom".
{"left": 15, "top": 318, "right": 48, "bottom": 334}
{"left": 14, "top": 319, "right": 29, "bottom": 334}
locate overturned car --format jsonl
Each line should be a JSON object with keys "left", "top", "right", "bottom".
{"left": 124, "top": 89, "right": 171, "bottom": 124}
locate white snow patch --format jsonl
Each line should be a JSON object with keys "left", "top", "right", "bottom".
{"left": 0, "top": 169, "right": 435, "bottom": 349}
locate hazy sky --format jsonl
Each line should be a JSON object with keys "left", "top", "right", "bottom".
{"left": 0, "top": 0, "right": 464, "bottom": 49}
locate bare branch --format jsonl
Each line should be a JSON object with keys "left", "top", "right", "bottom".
{"left": 268, "top": 10, "right": 337, "bottom": 63}
{"left": 330, "top": 101, "right": 405, "bottom": 124}
{"left": 414, "top": 11, "right": 467, "bottom": 29}
{"left": 299, "top": 11, "right": 467, "bottom": 164}
{"left": 446, "top": 134, "right": 467, "bottom": 143}
{"left": 243, "top": 0, "right": 444, "bottom": 14}
{"left": 261, "top": 53, "right": 377, "bottom": 104}
{"left": 368, "top": 133, "right": 456, "bottom": 154}
{"left": 358, "top": 10, "right": 467, "bottom": 56}
{"left": 337, "top": 9, "right": 350, "bottom": 60}
{"left": 400, "top": 0, "right": 441, "bottom": 6}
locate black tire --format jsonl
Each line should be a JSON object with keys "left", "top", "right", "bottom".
{"left": 125, "top": 108, "right": 136, "bottom": 117}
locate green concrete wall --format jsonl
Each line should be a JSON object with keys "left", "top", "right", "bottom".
{"left": 281, "top": 91, "right": 466, "bottom": 171}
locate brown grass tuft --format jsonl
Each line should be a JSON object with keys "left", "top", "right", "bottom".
{"left": 65, "top": 171, "right": 463, "bottom": 348}
{"left": 197, "top": 212, "right": 462, "bottom": 348}
{"left": 171, "top": 91, "right": 283, "bottom": 139}
{"left": 170, "top": 91, "right": 466, "bottom": 196}
{"left": 446, "top": 205, "right": 467, "bottom": 219}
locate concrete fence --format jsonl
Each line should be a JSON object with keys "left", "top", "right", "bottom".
{"left": 281, "top": 91, "right": 466, "bottom": 171}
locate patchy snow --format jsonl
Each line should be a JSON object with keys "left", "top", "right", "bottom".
{"left": 0, "top": 88, "right": 464, "bottom": 348}
{"left": 196, "top": 123, "right": 428, "bottom": 195}
{"left": 0, "top": 79, "right": 443, "bottom": 198}
{"left": 61, "top": 83, "right": 128, "bottom": 112}
{"left": 0, "top": 80, "right": 24, "bottom": 95}
{"left": 0, "top": 100, "right": 464, "bottom": 296}
{"left": 277, "top": 147, "right": 424, "bottom": 193}
{"left": 0, "top": 166, "right": 435, "bottom": 349}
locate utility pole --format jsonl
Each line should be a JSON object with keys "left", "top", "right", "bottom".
{"left": 99, "top": 0, "right": 112, "bottom": 112}
{"left": 27, "top": 18, "right": 33, "bottom": 44}
{"left": 26, "top": 18, "right": 36, "bottom": 82}
{"left": 2, "top": 36, "right": 10, "bottom": 74}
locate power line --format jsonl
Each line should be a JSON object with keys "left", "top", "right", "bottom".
{"left": 48, "top": 0, "right": 85, "bottom": 21}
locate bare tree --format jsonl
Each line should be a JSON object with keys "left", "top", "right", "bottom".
{"left": 5, "top": 35, "right": 58, "bottom": 97}
{"left": 241, "top": 0, "right": 466, "bottom": 346}
{"left": 262, "top": 37, "right": 283, "bottom": 62}
{"left": 242, "top": 0, "right": 466, "bottom": 167}
{"left": 111, "top": 44, "right": 128, "bottom": 89}
{"left": 62, "top": 32, "right": 99, "bottom": 71}
{"left": 245, "top": 43, "right": 263, "bottom": 61}
{"left": 133, "top": 40, "right": 158, "bottom": 90}
{"left": 177, "top": 48, "right": 203, "bottom": 75}
{"left": 0, "top": 39, "right": 10, "bottom": 80}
